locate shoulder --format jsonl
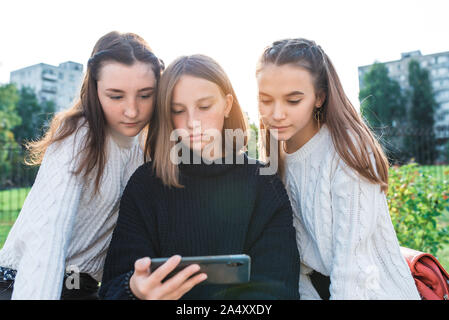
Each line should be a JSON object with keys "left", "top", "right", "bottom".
{"left": 251, "top": 160, "right": 289, "bottom": 203}
{"left": 237, "top": 152, "right": 272, "bottom": 173}
{"left": 39, "top": 122, "right": 90, "bottom": 171}
{"left": 128, "top": 160, "right": 156, "bottom": 184}
{"left": 124, "top": 160, "right": 166, "bottom": 197}
{"left": 328, "top": 125, "right": 380, "bottom": 181}
{"left": 45, "top": 121, "right": 89, "bottom": 157}
{"left": 233, "top": 152, "right": 283, "bottom": 182}
{"left": 119, "top": 161, "right": 159, "bottom": 207}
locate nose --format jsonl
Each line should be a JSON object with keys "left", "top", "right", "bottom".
{"left": 186, "top": 111, "right": 201, "bottom": 132}
{"left": 272, "top": 102, "right": 286, "bottom": 121}
{"left": 124, "top": 97, "right": 138, "bottom": 119}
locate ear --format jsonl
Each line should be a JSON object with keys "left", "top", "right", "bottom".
{"left": 316, "top": 91, "right": 326, "bottom": 108}
{"left": 224, "top": 93, "right": 233, "bottom": 118}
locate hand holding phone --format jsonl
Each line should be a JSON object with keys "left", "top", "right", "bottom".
{"left": 129, "top": 255, "right": 207, "bottom": 300}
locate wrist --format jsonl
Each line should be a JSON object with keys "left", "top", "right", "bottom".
{"left": 124, "top": 270, "right": 140, "bottom": 300}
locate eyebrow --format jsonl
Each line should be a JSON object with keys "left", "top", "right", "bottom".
{"left": 172, "top": 95, "right": 215, "bottom": 107}
{"left": 259, "top": 91, "right": 304, "bottom": 97}
{"left": 105, "top": 87, "right": 154, "bottom": 93}
{"left": 285, "top": 91, "right": 304, "bottom": 97}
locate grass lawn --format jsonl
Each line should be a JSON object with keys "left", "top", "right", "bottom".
{"left": 0, "top": 187, "right": 29, "bottom": 247}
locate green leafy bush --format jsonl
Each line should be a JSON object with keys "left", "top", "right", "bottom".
{"left": 388, "top": 163, "right": 449, "bottom": 256}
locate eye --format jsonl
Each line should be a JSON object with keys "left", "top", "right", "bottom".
{"left": 259, "top": 99, "right": 272, "bottom": 104}
{"left": 110, "top": 96, "right": 123, "bottom": 100}
{"left": 287, "top": 99, "right": 301, "bottom": 105}
{"left": 140, "top": 93, "right": 153, "bottom": 99}
{"left": 199, "top": 105, "right": 211, "bottom": 110}
{"left": 171, "top": 109, "right": 184, "bottom": 114}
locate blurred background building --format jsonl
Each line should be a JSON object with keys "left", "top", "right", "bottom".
{"left": 10, "top": 61, "right": 83, "bottom": 112}
{"left": 358, "top": 50, "right": 449, "bottom": 126}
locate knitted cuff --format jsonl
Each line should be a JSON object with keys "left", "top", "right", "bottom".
{"left": 123, "top": 270, "right": 139, "bottom": 300}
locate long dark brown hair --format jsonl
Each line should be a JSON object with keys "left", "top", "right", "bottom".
{"left": 257, "top": 38, "right": 389, "bottom": 192}
{"left": 26, "top": 31, "right": 164, "bottom": 193}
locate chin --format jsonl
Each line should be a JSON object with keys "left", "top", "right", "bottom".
{"left": 123, "top": 125, "right": 147, "bottom": 137}
{"left": 180, "top": 140, "right": 204, "bottom": 152}
{"left": 272, "top": 132, "right": 292, "bottom": 142}
{"left": 268, "top": 128, "right": 293, "bottom": 142}
{"left": 121, "top": 130, "right": 140, "bottom": 137}
{"left": 191, "top": 144, "right": 207, "bottom": 153}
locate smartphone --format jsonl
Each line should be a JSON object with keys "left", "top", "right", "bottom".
{"left": 149, "top": 254, "right": 251, "bottom": 284}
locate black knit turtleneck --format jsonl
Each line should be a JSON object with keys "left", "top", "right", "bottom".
{"left": 99, "top": 153, "right": 300, "bottom": 300}
{"left": 178, "top": 149, "right": 238, "bottom": 177}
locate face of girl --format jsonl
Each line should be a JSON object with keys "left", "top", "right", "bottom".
{"left": 171, "top": 75, "right": 233, "bottom": 153}
{"left": 257, "top": 63, "right": 325, "bottom": 150}
{"left": 97, "top": 61, "right": 156, "bottom": 138}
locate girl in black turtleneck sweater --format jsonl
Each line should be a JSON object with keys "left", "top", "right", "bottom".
{"left": 99, "top": 55, "right": 300, "bottom": 300}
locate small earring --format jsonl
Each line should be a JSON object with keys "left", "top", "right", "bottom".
{"left": 314, "top": 107, "right": 323, "bottom": 129}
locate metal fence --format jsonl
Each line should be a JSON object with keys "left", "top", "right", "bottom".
{"left": 374, "top": 125, "right": 449, "bottom": 181}
{"left": 375, "top": 125, "right": 449, "bottom": 165}
{"left": 0, "top": 125, "right": 449, "bottom": 224}
{"left": 0, "top": 143, "right": 37, "bottom": 224}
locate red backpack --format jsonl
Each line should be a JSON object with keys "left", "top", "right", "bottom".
{"left": 400, "top": 247, "right": 449, "bottom": 300}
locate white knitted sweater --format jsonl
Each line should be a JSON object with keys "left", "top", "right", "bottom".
{"left": 0, "top": 125, "right": 144, "bottom": 299}
{"left": 284, "top": 125, "right": 421, "bottom": 300}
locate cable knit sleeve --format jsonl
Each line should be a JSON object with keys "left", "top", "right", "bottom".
{"left": 11, "top": 128, "right": 87, "bottom": 300}
{"left": 329, "top": 157, "right": 420, "bottom": 300}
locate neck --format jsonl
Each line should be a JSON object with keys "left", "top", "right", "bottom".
{"left": 107, "top": 128, "right": 137, "bottom": 149}
{"left": 201, "top": 143, "right": 225, "bottom": 161}
{"left": 179, "top": 148, "right": 244, "bottom": 178}
{"left": 186, "top": 145, "right": 238, "bottom": 164}
{"left": 285, "top": 119, "right": 319, "bottom": 154}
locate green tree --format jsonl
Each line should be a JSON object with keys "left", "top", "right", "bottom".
{"left": 0, "top": 84, "right": 21, "bottom": 140}
{"left": 359, "top": 63, "right": 407, "bottom": 163}
{"left": 12, "top": 87, "right": 55, "bottom": 146}
{"left": 404, "top": 60, "right": 438, "bottom": 164}
{"left": 247, "top": 122, "right": 259, "bottom": 159}
{"left": 0, "top": 84, "right": 21, "bottom": 187}
{"left": 359, "top": 62, "right": 406, "bottom": 128}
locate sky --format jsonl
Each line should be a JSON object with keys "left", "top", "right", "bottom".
{"left": 1, "top": 0, "right": 448, "bottom": 123}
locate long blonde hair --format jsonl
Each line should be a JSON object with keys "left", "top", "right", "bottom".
{"left": 256, "top": 38, "right": 389, "bottom": 193}
{"left": 146, "top": 54, "right": 249, "bottom": 188}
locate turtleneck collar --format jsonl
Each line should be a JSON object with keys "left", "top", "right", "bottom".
{"left": 179, "top": 149, "right": 248, "bottom": 177}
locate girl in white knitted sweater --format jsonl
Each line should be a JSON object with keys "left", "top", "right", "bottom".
{"left": 0, "top": 31, "right": 166, "bottom": 299}
{"left": 255, "top": 38, "right": 421, "bottom": 300}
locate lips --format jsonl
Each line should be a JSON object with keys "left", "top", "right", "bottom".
{"left": 271, "top": 125, "right": 291, "bottom": 130}
{"left": 189, "top": 134, "right": 203, "bottom": 141}
{"left": 122, "top": 122, "right": 139, "bottom": 126}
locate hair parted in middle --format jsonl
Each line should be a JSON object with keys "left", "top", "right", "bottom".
{"left": 146, "top": 54, "right": 249, "bottom": 188}
{"left": 257, "top": 38, "right": 389, "bottom": 192}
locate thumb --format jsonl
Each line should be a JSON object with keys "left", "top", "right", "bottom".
{"left": 134, "top": 257, "right": 151, "bottom": 276}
